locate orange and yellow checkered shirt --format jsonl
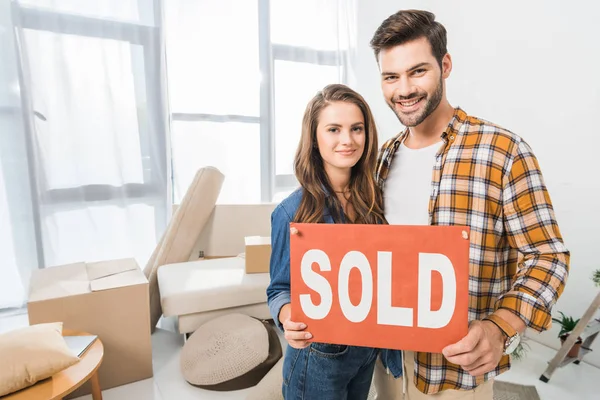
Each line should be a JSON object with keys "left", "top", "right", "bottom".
{"left": 376, "top": 107, "right": 570, "bottom": 394}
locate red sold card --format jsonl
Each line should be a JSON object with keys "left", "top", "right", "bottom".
{"left": 290, "top": 223, "right": 470, "bottom": 353}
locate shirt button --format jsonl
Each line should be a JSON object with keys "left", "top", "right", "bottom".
{"left": 450, "top": 135, "right": 455, "bottom": 140}
{"left": 462, "top": 230, "right": 469, "bottom": 240}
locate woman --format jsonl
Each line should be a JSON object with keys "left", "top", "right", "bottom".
{"left": 266, "top": 83, "right": 387, "bottom": 399}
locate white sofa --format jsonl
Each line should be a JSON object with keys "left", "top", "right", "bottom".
{"left": 157, "top": 203, "right": 276, "bottom": 334}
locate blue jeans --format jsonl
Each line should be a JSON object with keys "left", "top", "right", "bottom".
{"left": 282, "top": 342, "right": 378, "bottom": 400}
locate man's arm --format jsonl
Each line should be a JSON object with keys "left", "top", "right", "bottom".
{"left": 494, "top": 139, "right": 570, "bottom": 332}
{"left": 443, "top": 139, "right": 569, "bottom": 376}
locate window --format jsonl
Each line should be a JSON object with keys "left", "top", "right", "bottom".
{"left": 171, "top": 121, "right": 262, "bottom": 203}
{"left": 165, "top": 0, "right": 349, "bottom": 204}
{"left": 165, "top": 0, "right": 261, "bottom": 204}
{"left": 10, "top": 0, "right": 168, "bottom": 268}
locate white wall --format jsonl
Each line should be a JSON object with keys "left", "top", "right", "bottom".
{"left": 354, "top": 0, "right": 600, "bottom": 368}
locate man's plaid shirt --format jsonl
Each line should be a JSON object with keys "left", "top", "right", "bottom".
{"left": 376, "top": 107, "right": 570, "bottom": 394}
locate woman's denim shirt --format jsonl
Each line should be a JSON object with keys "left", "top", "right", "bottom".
{"left": 265, "top": 188, "right": 403, "bottom": 378}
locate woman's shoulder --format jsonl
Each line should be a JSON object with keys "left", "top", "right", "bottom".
{"left": 272, "top": 187, "right": 304, "bottom": 222}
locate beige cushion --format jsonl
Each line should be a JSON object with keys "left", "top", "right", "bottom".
{"left": 158, "top": 257, "right": 270, "bottom": 317}
{"left": 245, "top": 357, "right": 283, "bottom": 400}
{"left": 0, "top": 322, "right": 79, "bottom": 397}
{"left": 144, "top": 166, "right": 225, "bottom": 331}
{"left": 180, "top": 314, "right": 282, "bottom": 391}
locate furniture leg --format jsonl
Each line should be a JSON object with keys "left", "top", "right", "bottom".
{"left": 90, "top": 372, "right": 102, "bottom": 400}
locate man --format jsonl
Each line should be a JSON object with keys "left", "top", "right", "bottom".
{"left": 370, "top": 9, "right": 570, "bottom": 399}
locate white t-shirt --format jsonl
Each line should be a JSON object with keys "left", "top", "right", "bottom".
{"left": 383, "top": 140, "right": 443, "bottom": 225}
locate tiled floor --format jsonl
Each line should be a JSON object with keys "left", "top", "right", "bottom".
{"left": 1, "top": 312, "right": 598, "bottom": 399}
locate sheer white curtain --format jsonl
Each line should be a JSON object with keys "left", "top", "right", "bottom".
{"left": 0, "top": 0, "right": 357, "bottom": 310}
{"left": 0, "top": 0, "right": 33, "bottom": 308}
{"left": 0, "top": 0, "right": 170, "bottom": 309}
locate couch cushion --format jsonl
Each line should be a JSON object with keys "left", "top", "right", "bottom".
{"left": 180, "top": 313, "right": 282, "bottom": 391}
{"left": 158, "top": 257, "right": 270, "bottom": 317}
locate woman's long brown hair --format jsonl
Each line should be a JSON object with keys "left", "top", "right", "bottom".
{"left": 293, "top": 84, "right": 386, "bottom": 225}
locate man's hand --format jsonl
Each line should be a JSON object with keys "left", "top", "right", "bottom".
{"left": 279, "top": 303, "right": 312, "bottom": 349}
{"left": 442, "top": 320, "right": 505, "bottom": 376}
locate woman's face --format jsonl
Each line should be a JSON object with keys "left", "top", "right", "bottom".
{"left": 315, "top": 101, "right": 366, "bottom": 176}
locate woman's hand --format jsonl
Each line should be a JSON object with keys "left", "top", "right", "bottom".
{"left": 279, "top": 303, "right": 312, "bottom": 349}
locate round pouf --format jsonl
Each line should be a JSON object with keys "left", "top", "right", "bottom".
{"left": 180, "top": 313, "right": 282, "bottom": 391}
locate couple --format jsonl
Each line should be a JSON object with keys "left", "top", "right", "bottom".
{"left": 266, "top": 9, "right": 570, "bottom": 400}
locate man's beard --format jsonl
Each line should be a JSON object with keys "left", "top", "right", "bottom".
{"left": 389, "top": 77, "right": 444, "bottom": 127}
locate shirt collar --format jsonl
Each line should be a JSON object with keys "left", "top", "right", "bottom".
{"left": 392, "top": 106, "right": 467, "bottom": 147}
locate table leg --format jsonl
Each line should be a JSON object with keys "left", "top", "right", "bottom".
{"left": 90, "top": 372, "right": 102, "bottom": 400}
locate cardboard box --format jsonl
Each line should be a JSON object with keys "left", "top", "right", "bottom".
{"left": 244, "top": 236, "right": 271, "bottom": 274}
{"left": 27, "top": 258, "right": 153, "bottom": 398}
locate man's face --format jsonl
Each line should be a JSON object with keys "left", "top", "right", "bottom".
{"left": 378, "top": 37, "right": 450, "bottom": 127}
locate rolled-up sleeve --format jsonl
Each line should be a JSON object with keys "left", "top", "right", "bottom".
{"left": 497, "top": 140, "right": 570, "bottom": 332}
{"left": 266, "top": 204, "right": 293, "bottom": 331}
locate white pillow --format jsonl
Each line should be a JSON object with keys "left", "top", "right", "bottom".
{"left": 0, "top": 322, "right": 79, "bottom": 396}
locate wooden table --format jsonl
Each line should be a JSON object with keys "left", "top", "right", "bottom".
{"left": 4, "top": 329, "right": 104, "bottom": 400}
